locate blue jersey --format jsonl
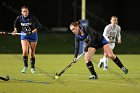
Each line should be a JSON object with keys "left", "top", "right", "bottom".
{"left": 14, "top": 14, "right": 41, "bottom": 42}
{"left": 75, "top": 26, "right": 88, "bottom": 41}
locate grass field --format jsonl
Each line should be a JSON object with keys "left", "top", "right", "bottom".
{"left": 0, "top": 54, "right": 140, "bottom": 93}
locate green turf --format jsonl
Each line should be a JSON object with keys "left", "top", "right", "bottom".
{"left": 0, "top": 54, "right": 140, "bottom": 93}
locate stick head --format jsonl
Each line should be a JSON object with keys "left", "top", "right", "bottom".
{"left": 54, "top": 73, "right": 60, "bottom": 79}
{"left": 55, "top": 75, "right": 60, "bottom": 79}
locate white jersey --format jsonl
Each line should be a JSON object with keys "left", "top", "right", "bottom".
{"left": 103, "top": 24, "right": 121, "bottom": 43}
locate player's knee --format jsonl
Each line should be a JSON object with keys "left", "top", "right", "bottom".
{"left": 29, "top": 53, "right": 35, "bottom": 58}
{"left": 107, "top": 54, "right": 115, "bottom": 60}
{"left": 22, "top": 51, "right": 28, "bottom": 56}
{"left": 84, "top": 55, "right": 91, "bottom": 63}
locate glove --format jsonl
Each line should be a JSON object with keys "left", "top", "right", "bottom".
{"left": 0, "top": 32, "right": 6, "bottom": 34}
{"left": 26, "top": 31, "right": 32, "bottom": 36}
{"left": 84, "top": 46, "right": 88, "bottom": 52}
{"left": 73, "top": 57, "right": 77, "bottom": 63}
{"left": 118, "top": 40, "right": 121, "bottom": 44}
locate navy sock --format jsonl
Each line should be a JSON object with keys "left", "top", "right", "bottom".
{"left": 23, "top": 56, "right": 28, "bottom": 67}
{"left": 31, "top": 57, "right": 35, "bottom": 68}
{"left": 86, "top": 61, "right": 97, "bottom": 76}
{"left": 113, "top": 56, "right": 124, "bottom": 68}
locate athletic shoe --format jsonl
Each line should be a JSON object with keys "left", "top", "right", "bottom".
{"left": 89, "top": 75, "right": 98, "bottom": 80}
{"left": 21, "top": 67, "right": 28, "bottom": 73}
{"left": 31, "top": 68, "right": 35, "bottom": 74}
{"left": 98, "top": 62, "right": 104, "bottom": 68}
{"left": 103, "top": 66, "right": 108, "bottom": 70}
{"left": 121, "top": 67, "right": 128, "bottom": 74}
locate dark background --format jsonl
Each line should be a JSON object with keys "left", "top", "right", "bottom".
{"left": 0, "top": 0, "right": 140, "bottom": 54}
{"left": 0, "top": 0, "right": 140, "bottom": 31}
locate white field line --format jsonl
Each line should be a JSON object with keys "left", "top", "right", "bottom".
{"left": 80, "top": 80, "right": 138, "bottom": 87}
{"left": 35, "top": 73, "right": 140, "bottom": 76}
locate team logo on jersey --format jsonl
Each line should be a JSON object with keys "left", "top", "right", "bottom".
{"left": 21, "top": 23, "right": 32, "bottom": 26}
{"left": 110, "top": 32, "right": 116, "bottom": 35}
{"left": 108, "top": 32, "right": 117, "bottom": 42}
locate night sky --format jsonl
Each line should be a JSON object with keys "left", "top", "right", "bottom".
{"left": 0, "top": 0, "right": 140, "bottom": 31}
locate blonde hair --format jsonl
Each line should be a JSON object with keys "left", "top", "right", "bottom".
{"left": 111, "top": 16, "right": 118, "bottom": 19}
{"left": 111, "top": 16, "right": 118, "bottom": 24}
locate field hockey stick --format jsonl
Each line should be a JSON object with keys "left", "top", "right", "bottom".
{"left": 0, "top": 32, "right": 26, "bottom": 35}
{"left": 108, "top": 41, "right": 122, "bottom": 44}
{"left": 55, "top": 52, "right": 85, "bottom": 79}
{"left": 107, "top": 40, "right": 118, "bottom": 44}
{"left": 8, "top": 32, "right": 26, "bottom": 35}
{"left": 0, "top": 76, "right": 9, "bottom": 81}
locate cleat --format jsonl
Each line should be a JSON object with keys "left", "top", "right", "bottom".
{"left": 103, "top": 66, "right": 108, "bottom": 70}
{"left": 21, "top": 67, "right": 28, "bottom": 73}
{"left": 89, "top": 75, "right": 98, "bottom": 80}
{"left": 31, "top": 68, "right": 35, "bottom": 74}
{"left": 98, "top": 62, "right": 104, "bottom": 68}
{"left": 121, "top": 67, "right": 128, "bottom": 74}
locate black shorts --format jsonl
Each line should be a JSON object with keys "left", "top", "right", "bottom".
{"left": 86, "top": 36, "right": 108, "bottom": 49}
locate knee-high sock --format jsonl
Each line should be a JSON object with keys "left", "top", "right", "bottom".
{"left": 113, "top": 56, "right": 124, "bottom": 68}
{"left": 31, "top": 57, "right": 35, "bottom": 68}
{"left": 103, "top": 57, "right": 108, "bottom": 67}
{"left": 86, "top": 61, "right": 97, "bottom": 76}
{"left": 23, "top": 56, "right": 28, "bottom": 67}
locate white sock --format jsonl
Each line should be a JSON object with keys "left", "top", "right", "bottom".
{"left": 98, "top": 58, "right": 104, "bottom": 68}
{"left": 103, "top": 57, "right": 108, "bottom": 68}
{"left": 100, "top": 58, "right": 104, "bottom": 63}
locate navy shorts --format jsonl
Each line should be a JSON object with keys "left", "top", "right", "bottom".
{"left": 20, "top": 31, "right": 38, "bottom": 42}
